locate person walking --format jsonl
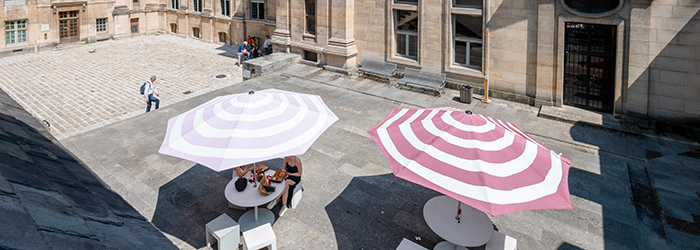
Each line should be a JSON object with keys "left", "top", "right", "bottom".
{"left": 144, "top": 75, "right": 160, "bottom": 112}
{"left": 237, "top": 41, "right": 249, "bottom": 66}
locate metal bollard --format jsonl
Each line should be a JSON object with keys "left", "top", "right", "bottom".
{"left": 460, "top": 85, "right": 473, "bottom": 104}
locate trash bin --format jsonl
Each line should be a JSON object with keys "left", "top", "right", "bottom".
{"left": 460, "top": 85, "right": 473, "bottom": 104}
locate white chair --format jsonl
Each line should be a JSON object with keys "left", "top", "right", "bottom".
{"left": 433, "top": 241, "right": 467, "bottom": 250}
{"left": 206, "top": 213, "right": 240, "bottom": 250}
{"left": 242, "top": 223, "right": 276, "bottom": 250}
{"left": 396, "top": 238, "right": 428, "bottom": 250}
{"left": 290, "top": 181, "right": 303, "bottom": 209}
{"left": 485, "top": 230, "right": 517, "bottom": 250}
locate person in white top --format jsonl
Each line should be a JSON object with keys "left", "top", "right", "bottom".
{"left": 144, "top": 75, "right": 160, "bottom": 112}
{"left": 262, "top": 35, "right": 272, "bottom": 56}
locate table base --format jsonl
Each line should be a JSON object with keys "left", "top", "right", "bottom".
{"left": 238, "top": 208, "right": 275, "bottom": 232}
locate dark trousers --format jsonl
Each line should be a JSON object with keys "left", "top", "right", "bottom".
{"left": 146, "top": 94, "right": 160, "bottom": 112}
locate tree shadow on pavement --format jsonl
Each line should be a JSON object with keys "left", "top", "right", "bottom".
{"left": 324, "top": 173, "right": 443, "bottom": 250}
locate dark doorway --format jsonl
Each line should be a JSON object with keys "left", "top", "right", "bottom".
{"left": 59, "top": 11, "right": 80, "bottom": 43}
{"left": 563, "top": 22, "right": 616, "bottom": 113}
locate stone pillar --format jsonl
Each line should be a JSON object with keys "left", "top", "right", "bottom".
{"left": 535, "top": 0, "right": 555, "bottom": 106}
{"left": 625, "top": 0, "right": 653, "bottom": 117}
{"left": 271, "top": 0, "right": 290, "bottom": 51}
{"left": 324, "top": 0, "right": 357, "bottom": 69}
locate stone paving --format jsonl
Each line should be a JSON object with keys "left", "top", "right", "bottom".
{"left": 0, "top": 35, "right": 242, "bottom": 140}
{"left": 2, "top": 38, "right": 699, "bottom": 250}
{"left": 60, "top": 64, "right": 700, "bottom": 249}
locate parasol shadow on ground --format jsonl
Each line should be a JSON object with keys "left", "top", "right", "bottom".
{"left": 324, "top": 173, "right": 447, "bottom": 249}
{"left": 151, "top": 159, "right": 286, "bottom": 248}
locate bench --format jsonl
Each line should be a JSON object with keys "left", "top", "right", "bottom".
{"left": 358, "top": 59, "right": 397, "bottom": 84}
{"left": 398, "top": 67, "right": 446, "bottom": 96}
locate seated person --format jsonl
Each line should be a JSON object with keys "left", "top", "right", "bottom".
{"left": 266, "top": 156, "right": 302, "bottom": 216}
{"left": 233, "top": 164, "right": 253, "bottom": 178}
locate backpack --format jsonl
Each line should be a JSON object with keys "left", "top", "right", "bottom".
{"left": 139, "top": 81, "right": 147, "bottom": 95}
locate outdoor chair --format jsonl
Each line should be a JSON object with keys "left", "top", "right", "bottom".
{"left": 205, "top": 213, "right": 240, "bottom": 250}
{"left": 242, "top": 223, "right": 276, "bottom": 250}
{"left": 433, "top": 241, "right": 467, "bottom": 250}
{"left": 485, "top": 230, "right": 517, "bottom": 250}
{"left": 291, "top": 181, "right": 303, "bottom": 209}
{"left": 396, "top": 238, "right": 428, "bottom": 250}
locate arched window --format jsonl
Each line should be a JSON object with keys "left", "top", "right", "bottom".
{"left": 562, "top": 0, "right": 623, "bottom": 17}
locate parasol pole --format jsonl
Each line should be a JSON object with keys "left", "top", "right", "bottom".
{"left": 253, "top": 162, "right": 258, "bottom": 187}
{"left": 455, "top": 201, "right": 462, "bottom": 223}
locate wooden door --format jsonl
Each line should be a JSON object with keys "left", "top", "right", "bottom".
{"left": 59, "top": 11, "right": 80, "bottom": 43}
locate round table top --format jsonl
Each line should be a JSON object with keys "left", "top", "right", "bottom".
{"left": 225, "top": 170, "right": 286, "bottom": 207}
{"left": 423, "top": 195, "right": 493, "bottom": 247}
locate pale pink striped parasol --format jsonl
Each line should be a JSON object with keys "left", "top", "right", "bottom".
{"left": 367, "top": 107, "right": 572, "bottom": 216}
{"left": 159, "top": 89, "right": 338, "bottom": 171}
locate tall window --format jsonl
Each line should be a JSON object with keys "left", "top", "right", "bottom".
{"left": 251, "top": 0, "right": 264, "bottom": 20}
{"left": 395, "top": 10, "right": 418, "bottom": 59}
{"left": 4, "top": 0, "right": 26, "bottom": 6}
{"left": 170, "top": 23, "right": 178, "bottom": 33}
{"left": 305, "top": 0, "right": 315, "bottom": 35}
{"left": 192, "top": 27, "right": 200, "bottom": 38}
{"left": 221, "top": 0, "right": 231, "bottom": 16}
{"left": 171, "top": 0, "right": 179, "bottom": 9}
{"left": 219, "top": 32, "right": 227, "bottom": 43}
{"left": 5, "top": 20, "right": 28, "bottom": 45}
{"left": 453, "top": 15, "right": 482, "bottom": 69}
{"left": 193, "top": 0, "right": 202, "bottom": 12}
{"left": 96, "top": 18, "right": 107, "bottom": 32}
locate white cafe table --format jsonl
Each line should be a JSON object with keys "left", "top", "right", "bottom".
{"left": 225, "top": 169, "right": 285, "bottom": 232}
{"left": 423, "top": 195, "right": 493, "bottom": 248}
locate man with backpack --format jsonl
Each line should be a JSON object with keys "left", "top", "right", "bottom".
{"left": 142, "top": 75, "right": 160, "bottom": 112}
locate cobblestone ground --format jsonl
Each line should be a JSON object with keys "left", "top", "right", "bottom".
{"left": 0, "top": 35, "right": 242, "bottom": 139}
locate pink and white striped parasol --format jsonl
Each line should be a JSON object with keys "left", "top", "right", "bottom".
{"left": 159, "top": 89, "right": 338, "bottom": 172}
{"left": 367, "top": 107, "right": 572, "bottom": 216}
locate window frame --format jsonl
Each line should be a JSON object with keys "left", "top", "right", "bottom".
{"left": 4, "top": 0, "right": 27, "bottom": 6}
{"left": 394, "top": 10, "right": 418, "bottom": 60}
{"left": 221, "top": 0, "right": 231, "bottom": 16}
{"left": 445, "top": 0, "right": 485, "bottom": 76}
{"left": 5, "top": 20, "right": 28, "bottom": 45}
{"left": 250, "top": 0, "right": 264, "bottom": 20}
{"left": 96, "top": 18, "right": 108, "bottom": 33}
{"left": 305, "top": 0, "right": 316, "bottom": 35}
{"left": 452, "top": 14, "right": 483, "bottom": 70}
{"left": 171, "top": 0, "right": 179, "bottom": 9}
{"left": 193, "top": 0, "right": 202, "bottom": 12}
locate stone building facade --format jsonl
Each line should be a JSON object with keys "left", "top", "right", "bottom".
{"left": 291, "top": 0, "right": 697, "bottom": 126}
{"left": 1, "top": 0, "right": 275, "bottom": 53}
{"left": 2, "top": 0, "right": 699, "bottom": 126}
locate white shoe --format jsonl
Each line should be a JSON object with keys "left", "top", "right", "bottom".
{"left": 266, "top": 199, "right": 278, "bottom": 209}
{"left": 278, "top": 207, "right": 288, "bottom": 217}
